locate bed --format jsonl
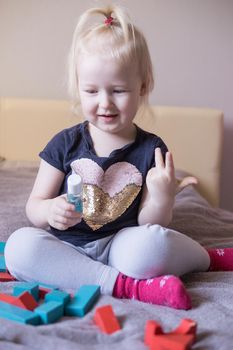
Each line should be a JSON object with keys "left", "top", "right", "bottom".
{"left": 1, "top": 97, "right": 233, "bottom": 349}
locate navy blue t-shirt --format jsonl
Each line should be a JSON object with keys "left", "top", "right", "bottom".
{"left": 39, "top": 121, "right": 168, "bottom": 246}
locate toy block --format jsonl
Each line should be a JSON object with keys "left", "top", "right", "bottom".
{"left": 39, "top": 282, "right": 58, "bottom": 289}
{"left": 0, "top": 293, "right": 26, "bottom": 309}
{"left": 0, "top": 300, "right": 40, "bottom": 325}
{"left": 94, "top": 304, "right": 121, "bottom": 334}
{"left": 13, "top": 282, "right": 39, "bottom": 301}
{"left": 150, "top": 334, "right": 194, "bottom": 350}
{"left": 0, "top": 242, "right": 6, "bottom": 254}
{"left": 34, "top": 301, "right": 64, "bottom": 324}
{"left": 38, "top": 283, "right": 57, "bottom": 299}
{"left": 144, "top": 319, "right": 196, "bottom": 350}
{"left": 39, "top": 287, "right": 51, "bottom": 299}
{"left": 0, "top": 272, "right": 15, "bottom": 282}
{"left": 171, "top": 318, "right": 197, "bottom": 339}
{"left": 18, "top": 291, "right": 38, "bottom": 311}
{"left": 65, "top": 285, "right": 100, "bottom": 317}
{"left": 0, "top": 255, "right": 7, "bottom": 272}
{"left": 0, "top": 291, "right": 37, "bottom": 311}
{"left": 45, "top": 290, "right": 70, "bottom": 308}
{"left": 144, "top": 320, "right": 164, "bottom": 346}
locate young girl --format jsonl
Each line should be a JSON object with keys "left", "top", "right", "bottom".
{"left": 4, "top": 5, "right": 231, "bottom": 310}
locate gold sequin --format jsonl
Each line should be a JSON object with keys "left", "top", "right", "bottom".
{"left": 83, "top": 184, "right": 141, "bottom": 230}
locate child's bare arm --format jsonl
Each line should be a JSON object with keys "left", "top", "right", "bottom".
{"left": 26, "top": 160, "right": 82, "bottom": 230}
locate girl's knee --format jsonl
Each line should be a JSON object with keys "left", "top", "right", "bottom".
{"left": 4, "top": 227, "right": 48, "bottom": 277}
{"left": 108, "top": 224, "right": 188, "bottom": 279}
{"left": 5, "top": 227, "right": 31, "bottom": 255}
{"left": 5, "top": 227, "right": 40, "bottom": 255}
{"left": 146, "top": 224, "right": 175, "bottom": 239}
{"left": 110, "top": 224, "right": 174, "bottom": 250}
{"left": 108, "top": 224, "right": 171, "bottom": 279}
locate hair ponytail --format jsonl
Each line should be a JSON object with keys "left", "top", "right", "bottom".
{"left": 67, "top": 5, "right": 154, "bottom": 113}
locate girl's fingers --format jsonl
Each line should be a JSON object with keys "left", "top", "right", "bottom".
{"left": 53, "top": 214, "right": 82, "bottom": 230}
{"left": 58, "top": 207, "right": 80, "bottom": 219}
{"left": 176, "top": 176, "right": 198, "bottom": 193}
{"left": 59, "top": 195, "right": 75, "bottom": 211}
{"left": 155, "top": 149, "right": 175, "bottom": 174}
{"left": 165, "top": 152, "right": 175, "bottom": 177}
{"left": 154, "top": 148, "right": 165, "bottom": 168}
{"left": 55, "top": 195, "right": 79, "bottom": 216}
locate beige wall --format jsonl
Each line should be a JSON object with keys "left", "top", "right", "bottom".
{"left": 0, "top": 0, "right": 233, "bottom": 212}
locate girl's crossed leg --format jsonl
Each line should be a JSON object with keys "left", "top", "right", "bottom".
{"left": 5, "top": 224, "right": 213, "bottom": 310}
{"left": 4, "top": 227, "right": 118, "bottom": 294}
{"left": 109, "top": 224, "right": 210, "bottom": 310}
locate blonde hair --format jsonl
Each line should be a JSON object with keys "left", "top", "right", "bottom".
{"left": 68, "top": 5, "right": 154, "bottom": 113}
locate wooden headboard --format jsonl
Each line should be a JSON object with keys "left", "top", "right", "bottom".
{"left": 0, "top": 97, "right": 223, "bottom": 207}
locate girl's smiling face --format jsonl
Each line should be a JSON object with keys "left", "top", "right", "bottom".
{"left": 77, "top": 54, "right": 144, "bottom": 136}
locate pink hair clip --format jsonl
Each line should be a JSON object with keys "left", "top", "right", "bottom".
{"left": 104, "top": 16, "right": 114, "bottom": 26}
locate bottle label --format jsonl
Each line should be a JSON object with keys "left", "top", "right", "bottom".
{"left": 67, "top": 194, "right": 83, "bottom": 213}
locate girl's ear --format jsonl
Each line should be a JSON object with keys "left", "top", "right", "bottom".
{"left": 140, "top": 83, "right": 146, "bottom": 96}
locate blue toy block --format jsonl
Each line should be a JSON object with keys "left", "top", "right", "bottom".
{"left": 0, "top": 255, "right": 7, "bottom": 272}
{"left": 0, "top": 300, "right": 40, "bottom": 325}
{"left": 13, "top": 282, "right": 40, "bottom": 301}
{"left": 34, "top": 301, "right": 64, "bottom": 324}
{"left": 0, "top": 242, "right": 6, "bottom": 254}
{"left": 45, "top": 290, "right": 70, "bottom": 307}
{"left": 65, "top": 285, "right": 100, "bottom": 317}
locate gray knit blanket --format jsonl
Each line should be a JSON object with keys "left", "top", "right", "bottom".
{"left": 1, "top": 162, "right": 233, "bottom": 349}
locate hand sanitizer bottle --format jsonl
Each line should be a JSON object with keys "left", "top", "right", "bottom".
{"left": 67, "top": 174, "right": 83, "bottom": 213}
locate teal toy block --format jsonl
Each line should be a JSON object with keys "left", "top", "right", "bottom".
{"left": 0, "top": 255, "right": 7, "bottom": 272}
{"left": 13, "top": 282, "right": 40, "bottom": 301}
{"left": 34, "top": 301, "right": 64, "bottom": 324}
{"left": 0, "top": 300, "right": 40, "bottom": 325}
{"left": 45, "top": 290, "right": 70, "bottom": 307}
{"left": 0, "top": 242, "right": 6, "bottom": 254}
{"left": 65, "top": 285, "right": 100, "bottom": 317}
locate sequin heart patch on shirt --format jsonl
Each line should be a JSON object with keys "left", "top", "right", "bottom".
{"left": 71, "top": 158, "right": 143, "bottom": 230}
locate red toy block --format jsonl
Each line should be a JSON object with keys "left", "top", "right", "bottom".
{"left": 144, "top": 320, "right": 163, "bottom": 346}
{"left": 171, "top": 318, "right": 197, "bottom": 339}
{"left": 39, "top": 286, "right": 51, "bottom": 299}
{"left": 144, "top": 319, "right": 196, "bottom": 350}
{"left": 94, "top": 304, "right": 121, "bottom": 334}
{"left": 0, "top": 272, "right": 15, "bottom": 282}
{"left": 150, "top": 334, "right": 194, "bottom": 350}
{"left": 18, "top": 291, "right": 38, "bottom": 311}
{"left": 0, "top": 292, "right": 38, "bottom": 311}
{"left": 0, "top": 293, "right": 26, "bottom": 309}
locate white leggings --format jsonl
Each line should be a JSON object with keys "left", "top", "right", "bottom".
{"left": 4, "top": 224, "right": 210, "bottom": 295}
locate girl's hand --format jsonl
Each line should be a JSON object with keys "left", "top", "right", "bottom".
{"left": 47, "top": 195, "right": 82, "bottom": 230}
{"left": 146, "top": 148, "right": 176, "bottom": 206}
{"left": 146, "top": 148, "right": 197, "bottom": 205}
